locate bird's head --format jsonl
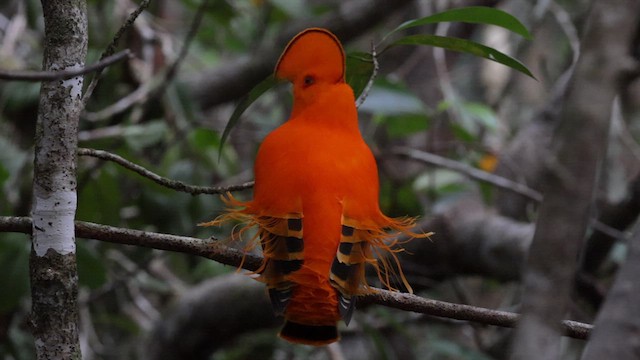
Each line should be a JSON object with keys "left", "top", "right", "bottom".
{"left": 275, "top": 28, "right": 346, "bottom": 93}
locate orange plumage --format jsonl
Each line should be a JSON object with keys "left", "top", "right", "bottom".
{"left": 203, "top": 28, "right": 427, "bottom": 345}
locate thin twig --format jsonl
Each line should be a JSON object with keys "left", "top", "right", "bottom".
{"left": 77, "top": 147, "right": 254, "bottom": 194}
{"left": 392, "top": 146, "right": 543, "bottom": 202}
{"left": 83, "top": 82, "right": 152, "bottom": 122}
{"left": 355, "top": 41, "right": 379, "bottom": 108}
{"left": 0, "top": 215, "right": 592, "bottom": 340}
{"left": 82, "top": 0, "right": 151, "bottom": 105}
{"left": 549, "top": 1, "right": 580, "bottom": 66}
{"left": 0, "top": 50, "right": 131, "bottom": 82}
{"left": 156, "top": 0, "right": 211, "bottom": 94}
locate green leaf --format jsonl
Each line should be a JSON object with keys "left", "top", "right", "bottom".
{"left": 391, "top": 34, "right": 535, "bottom": 78}
{"left": 386, "top": 6, "right": 531, "bottom": 40}
{"left": 219, "top": 74, "right": 280, "bottom": 157}
{"left": 346, "top": 52, "right": 375, "bottom": 99}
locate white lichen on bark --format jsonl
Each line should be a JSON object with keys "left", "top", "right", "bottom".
{"left": 32, "top": 186, "right": 77, "bottom": 256}
{"left": 32, "top": 65, "right": 83, "bottom": 257}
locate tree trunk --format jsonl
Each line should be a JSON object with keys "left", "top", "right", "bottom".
{"left": 30, "top": 0, "right": 87, "bottom": 359}
{"left": 509, "top": 0, "right": 640, "bottom": 359}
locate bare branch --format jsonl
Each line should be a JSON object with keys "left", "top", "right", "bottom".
{"left": 83, "top": 82, "right": 151, "bottom": 122}
{"left": 549, "top": 1, "right": 580, "bottom": 65}
{"left": 392, "top": 146, "right": 543, "bottom": 202}
{"left": 358, "top": 289, "right": 590, "bottom": 340}
{"left": 77, "top": 148, "right": 254, "bottom": 195}
{"left": 157, "top": 0, "right": 210, "bottom": 93}
{"left": 0, "top": 215, "right": 592, "bottom": 340}
{"left": 0, "top": 50, "right": 131, "bottom": 82}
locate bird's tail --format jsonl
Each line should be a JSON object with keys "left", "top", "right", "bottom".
{"left": 279, "top": 320, "right": 339, "bottom": 346}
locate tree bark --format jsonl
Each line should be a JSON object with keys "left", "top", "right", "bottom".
{"left": 509, "top": 1, "right": 640, "bottom": 359}
{"left": 580, "top": 229, "right": 640, "bottom": 360}
{"left": 30, "top": 0, "right": 87, "bottom": 359}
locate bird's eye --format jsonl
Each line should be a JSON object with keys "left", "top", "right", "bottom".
{"left": 303, "top": 75, "right": 315, "bottom": 87}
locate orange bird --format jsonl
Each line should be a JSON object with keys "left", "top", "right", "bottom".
{"left": 204, "top": 28, "right": 427, "bottom": 345}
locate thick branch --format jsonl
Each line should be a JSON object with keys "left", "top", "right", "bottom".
{"left": 401, "top": 197, "right": 534, "bottom": 283}
{"left": 0, "top": 215, "right": 591, "bottom": 340}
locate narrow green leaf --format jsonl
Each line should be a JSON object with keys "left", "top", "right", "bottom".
{"left": 218, "top": 74, "right": 280, "bottom": 156}
{"left": 391, "top": 34, "right": 535, "bottom": 78}
{"left": 346, "top": 52, "right": 374, "bottom": 99}
{"left": 386, "top": 6, "right": 531, "bottom": 40}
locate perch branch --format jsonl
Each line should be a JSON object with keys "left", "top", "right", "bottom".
{"left": 0, "top": 215, "right": 592, "bottom": 340}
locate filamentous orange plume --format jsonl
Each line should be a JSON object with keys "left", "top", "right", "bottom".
{"left": 201, "top": 28, "right": 429, "bottom": 346}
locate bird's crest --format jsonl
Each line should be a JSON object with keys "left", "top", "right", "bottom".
{"left": 275, "top": 28, "right": 345, "bottom": 84}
